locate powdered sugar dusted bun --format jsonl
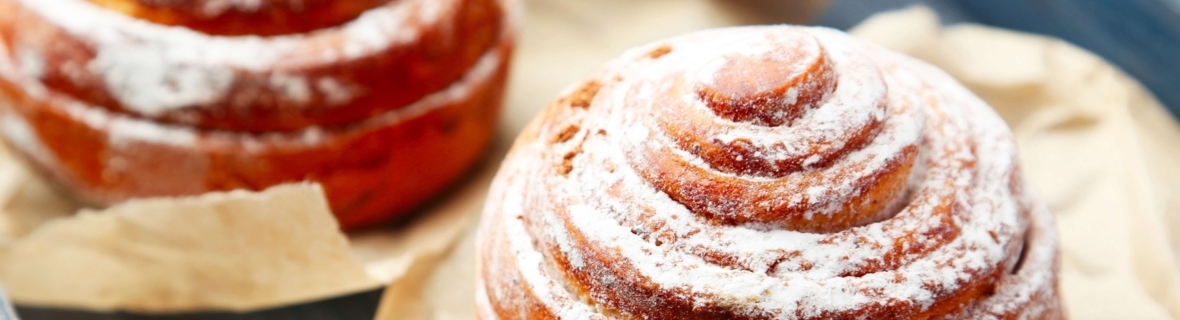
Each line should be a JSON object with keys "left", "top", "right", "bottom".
{"left": 476, "top": 26, "right": 1062, "bottom": 319}
{"left": 0, "top": 0, "right": 503, "bottom": 131}
{"left": 0, "top": 0, "right": 520, "bottom": 229}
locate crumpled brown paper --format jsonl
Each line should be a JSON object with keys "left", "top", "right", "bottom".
{"left": 380, "top": 5, "right": 1180, "bottom": 320}
{"left": 0, "top": 133, "right": 495, "bottom": 314}
{"left": 0, "top": 143, "right": 494, "bottom": 314}
{"left": 0, "top": 183, "right": 381, "bottom": 312}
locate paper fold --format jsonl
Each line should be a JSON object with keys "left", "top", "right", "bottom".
{"left": 0, "top": 183, "right": 381, "bottom": 312}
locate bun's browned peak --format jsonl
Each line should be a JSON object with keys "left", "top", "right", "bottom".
{"left": 476, "top": 26, "right": 1062, "bottom": 319}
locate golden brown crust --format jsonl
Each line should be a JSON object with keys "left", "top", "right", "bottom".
{"left": 86, "top": 0, "right": 394, "bottom": 36}
{"left": 0, "top": 0, "right": 503, "bottom": 131}
{"left": 475, "top": 26, "right": 1062, "bottom": 319}
{"left": 0, "top": 20, "right": 515, "bottom": 230}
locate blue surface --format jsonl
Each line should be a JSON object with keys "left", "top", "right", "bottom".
{"left": 818, "top": 0, "right": 1180, "bottom": 119}
{"left": 14, "top": 289, "right": 381, "bottom": 320}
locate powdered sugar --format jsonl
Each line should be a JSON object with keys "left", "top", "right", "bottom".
{"left": 15, "top": 46, "right": 44, "bottom": 80}
{"left": 0, "top": 110, "right": 56, "bottom": 167}
{"left": 90, "top": 44, "right": 237, "bottom": 115}
{"left": 314, "top": 78, "right": 359, "bottom": 106}
{"left": 477, "top": 25, "right": 1057, "bottom": 319}
{"left": 87, "top": 33, "right": 506, "bottom": 149}
{"left": 15, "top": 0, "right": 458, "bottom": 115}
{"left": 269, "top": 74, "right": 311, "bottom": 104}
{"left": 0, "top": 17, "right": 511, "bottom": 205}
{"left": 103, "top": 113, "right": 200, "bottom": 149}
{"left": 201, "top": 0, "right": 266, "bottom": 16}
{"left": 614, "top": 28, "right": 926, "bottom": 225}
{"left": 635, "top": 29, "right": 892, "bottom": 174}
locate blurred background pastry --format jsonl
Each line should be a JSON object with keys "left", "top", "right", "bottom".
{"left": 0, "top": 0, "right": 519, "bottom": 229}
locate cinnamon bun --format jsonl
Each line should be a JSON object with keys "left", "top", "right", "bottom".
{"left": 0, "top": 0, "right": 518, "bottom": 228}
{"left": 0, "top": 0, "right": 504, "bottom": 131}
{"left": 475, "top": 26, "right": 1061, "bottom": 319}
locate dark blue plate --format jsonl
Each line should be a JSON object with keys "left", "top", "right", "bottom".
{"left": 13, "top": 289, "right": 381, "bottom": 320}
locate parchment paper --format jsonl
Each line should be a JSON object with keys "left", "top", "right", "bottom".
{"left": 379, "top": 5, "right": 1180, "bottom": 320}
{"left": 0, "top": 183, "right": 382, "bottom": 312}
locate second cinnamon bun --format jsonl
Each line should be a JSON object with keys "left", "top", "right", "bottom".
{"left": 0, "top": 0, "right": 519, "bottom": 228}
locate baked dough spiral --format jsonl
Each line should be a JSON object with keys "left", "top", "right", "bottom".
{"left": 476, "top": 26, "right": 1062, "bottom": 319}
{"left": 0, "top": 0, "right": 517, "bottom": 228}
{"left": 0, "top": 0, "right": 503, "bottom": 131}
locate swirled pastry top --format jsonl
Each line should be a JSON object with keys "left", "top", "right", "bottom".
{"left": 476, "top": 26, "right": 1061, "bottom": 319}
{"left": 0, "top": 0, "right": 507, "bottom": 131}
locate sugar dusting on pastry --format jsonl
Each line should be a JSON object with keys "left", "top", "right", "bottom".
{"left": 0, "top": 0, "right": 518, "bottom": 150}
{"left": 0, "top": 14, "right": 514, "bottom": 212}
{"left": 201, "top": 0, "right": 266, "bottom": 16}
{"left": 611, "top": 28, "right": 925, "bottom": 230}
{"left": 0, "top": 111, "right": 56, "bottom": 168}
{"left": 14, "top": 0, "right": 457, "bottom": 115}
{"left": 267, "top": 74, "right": 312, "bottom": 104}
{"left": 0, "top": 32, "right": 507, "bottom": 150}
{"left": 477, "top": 25, "right": 1060, "bottom": 319}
